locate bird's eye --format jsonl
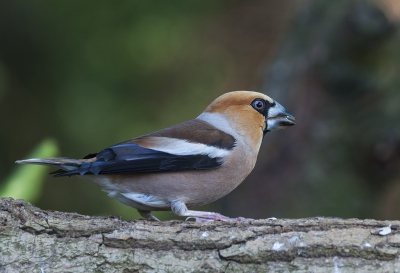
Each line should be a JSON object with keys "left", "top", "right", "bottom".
{"left": 251, "top": 99, "right": 266, "bottom": 112}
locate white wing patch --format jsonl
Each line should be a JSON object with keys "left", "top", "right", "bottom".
{"left": 144, "top": 137, "right": 230, "bottom": 158}
{"left": 121, "top": 192, "right": 169, "bottom": 208}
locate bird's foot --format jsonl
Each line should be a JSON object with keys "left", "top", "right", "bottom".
{"left": 185, "top": 212, "right": 253, "bottom": 222}
{"left": 171, "top": 201, "right": 252, "bottom": 222}
{"left": 138, "top": 210, "right": 160, "bottom": 221}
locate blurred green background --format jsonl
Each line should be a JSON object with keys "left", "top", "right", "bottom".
{"left": 1, "top": 0, "right": 399, "bottom": 221}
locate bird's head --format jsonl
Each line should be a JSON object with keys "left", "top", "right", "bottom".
{"left": 203, "top": 91, "right": 296, "bottom": 142}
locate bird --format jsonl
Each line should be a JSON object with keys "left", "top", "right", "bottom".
{"left": 16, "top": 91, "right": 296, "bottom": 222}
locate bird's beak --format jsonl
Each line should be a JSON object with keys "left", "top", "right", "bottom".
{"left": 265, "top": 101, "right": 296, "bottom": 133}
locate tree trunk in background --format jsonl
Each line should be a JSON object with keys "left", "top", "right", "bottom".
{"left": 1, "top": 198, "right": 400, "bottom": 272}
{"left": 221, "top": 0, "right": 400, "bottom": 220}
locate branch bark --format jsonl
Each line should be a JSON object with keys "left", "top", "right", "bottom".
{"left": 0, "top": 198, "right": 399, "bottom": 272}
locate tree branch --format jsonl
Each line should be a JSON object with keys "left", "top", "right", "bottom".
{"left": 0, "top": 198, "right": 399, "bottom": 272}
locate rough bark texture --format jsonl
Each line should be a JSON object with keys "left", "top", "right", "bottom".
{"left": 0, "top": 198, "right": 400, "bottom": 272}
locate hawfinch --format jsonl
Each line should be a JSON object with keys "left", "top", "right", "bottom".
{"left": 16, "top": 91, "right": 295, "bottom": 221}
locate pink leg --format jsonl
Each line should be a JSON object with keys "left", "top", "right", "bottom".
{"left": 170, "top": 201, "right": 253, "bottom": 222}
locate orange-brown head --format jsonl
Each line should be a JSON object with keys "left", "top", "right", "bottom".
{"left": 202, "top": 91, "right": 296, "bottom": 147}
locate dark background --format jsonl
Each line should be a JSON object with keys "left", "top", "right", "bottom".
{"left": 1, "top": 0, "right": 399, "bottom": 221}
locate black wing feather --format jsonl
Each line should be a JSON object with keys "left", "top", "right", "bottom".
{"left": 54, "top": 143, "right": 222, "bottom": 177}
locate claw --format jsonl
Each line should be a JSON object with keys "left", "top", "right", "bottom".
{"left": 138, "top": 210, "right": 160, "bottom": 221}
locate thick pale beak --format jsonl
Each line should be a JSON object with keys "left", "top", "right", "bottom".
{"left": 265, "top": 101, "right": 296, "bottom": 133}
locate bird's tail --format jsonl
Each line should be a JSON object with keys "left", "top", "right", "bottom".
{"left": 15, "top": 157, "right": 83, "bottom": 176}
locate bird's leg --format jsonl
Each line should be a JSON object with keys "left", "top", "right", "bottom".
{"left": 137, "top": 209, "right": 160, "bottom": 221}
{"left": 170, "top": 201, "right": 252, "bottom": 222}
